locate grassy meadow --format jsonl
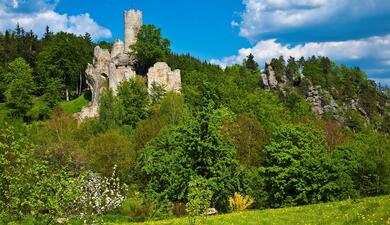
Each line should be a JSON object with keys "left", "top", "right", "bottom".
{"left": 104, "top": 196, "right": 390, "bottom": 225}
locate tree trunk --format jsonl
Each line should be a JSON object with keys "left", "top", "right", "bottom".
{"left": 79, "top": 72, "right": 83, "bottom": 96}
{"left": 66, "top": 88, "right": 69, "bottom": 101}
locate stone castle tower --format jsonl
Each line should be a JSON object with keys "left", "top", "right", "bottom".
{"left": 124, "top": 10, "right": 142, "bottom": 53}
{"left": 78, "top": 7, "right": 181, "bottom": 121}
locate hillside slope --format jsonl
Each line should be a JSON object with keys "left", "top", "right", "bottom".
{"left": 112, "top": 195, "right": 390, "bottom": 225}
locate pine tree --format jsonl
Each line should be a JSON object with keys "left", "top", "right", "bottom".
{"left": 243, "top": 53, "right": 259, "bottom": 73}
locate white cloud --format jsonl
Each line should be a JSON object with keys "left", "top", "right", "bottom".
{"left": 238, "top": 0, "right": 390, "bottom": 39}
{"left": 0, "top": 0, "right": 112, "bottom": 40}
{"left": 371, "top": 78, "right": 390, "bottom": 86}
{"left": 231, "top": 20, "right": 239, "bottom": 28}
{"left": 67, "top": 13, "right": 112, "bottom": 39}
{"left": 11, "top": 0, "right": 18, "bottom": 8}
{"left": 210, "top": 34, "right": 390, "bottom": 69}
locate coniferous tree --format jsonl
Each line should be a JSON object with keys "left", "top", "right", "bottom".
{"left": 43, "top": 25, "right": 53, "bottom": 41}
{"left": 36, "top": 32, "right": 93, "bottom": 100}
{"left": 243, "top": 53, "right": 259, "bottom": 73}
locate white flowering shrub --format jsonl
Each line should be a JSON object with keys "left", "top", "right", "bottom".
{"left": 75, "top": 166, "right": 127, "bottom": 224}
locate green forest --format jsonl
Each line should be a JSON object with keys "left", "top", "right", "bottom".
{"left": 0, "top": 24, "right": 389, "bottom": 225}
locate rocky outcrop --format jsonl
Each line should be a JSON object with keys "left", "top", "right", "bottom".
{"left": 348, "top": 99, "right": 368, "bottom": 119}
{"left": 78, "top": 44, "right": 137, "bottom": 121}
{"left": 77, "top": 9, "right": 181, "bottom": 121}
{"left": 305, "top": 85, "right": 341, "bottom": 120}
{"left": 306, "top": 86, "right": 324, "bottom": 115}
{"left": 261, "top": 62, "right": 291, "bottom": 96}
{"left": 77, "top": 9, "right": 143, "bottom": 121}
{"left": 77, "top": 105, "right": 99, "bottom": 121}
{"left": 261, "top": 62, "right": 278, "bottom": 90}
{"left": 83, "top": 47, "right": 111, "bottom": 111}
{"left": 258, "top": 60, "right": 381, "bottom": 125}
{"left": 147, "top": 62, "right": 181, "bottom": 93}
{"left": 260, "top": 73, "right": 270, "bottom": 89}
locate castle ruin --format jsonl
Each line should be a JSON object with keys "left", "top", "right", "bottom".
{"left": 78, "top": 8, "right": 181, "bottom": 121}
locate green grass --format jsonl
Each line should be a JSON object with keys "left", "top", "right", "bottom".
{"left": 109, "top": 195, "right": 390, "bottom": 225}
{"left": 59, "top": 95, "right": 90, "bottom": 114}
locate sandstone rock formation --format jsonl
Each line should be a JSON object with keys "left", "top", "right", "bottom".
{"left": 306, "top": 86, "right": 324, "bottom": 115}
{"left": 147, "top": 62, "right": 181, "bottom": 93}
{"left": 305, "top": 86, "right": 341, "bottom": 119}
{"left": 77, "top": 9, "right": 181, "bottom": 121}
{"left": 78, "top": 45, "right": 137, "bottom": 121}
{"left": 261, "top": 62, "right": 278, "bottom": 90}
{"left": 260, "top": 62, "right": 343, "bottom": 120}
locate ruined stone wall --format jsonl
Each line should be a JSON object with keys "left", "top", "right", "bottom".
{"left": 147, "top": 62, "right": 181, "bottom": 94}
{"left": 111, "top": 38, "right": 125, "bottom": 58}
{"left": 78, "top": 9, "right": 181, "bottom": 122}
{"left": 124, "top": 10, "right": 142, "bottom": 53}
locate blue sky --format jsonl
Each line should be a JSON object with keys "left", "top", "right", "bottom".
{"left": 1, "top": 0, "right": 390, "bottom": 85}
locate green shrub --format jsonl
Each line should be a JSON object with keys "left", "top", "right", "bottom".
{"left": 140, "top": 106, "right": 239, "bottom": 212}
{"left": 0, "top": 126, "right": 82, "bottom": 223}
{"left": 87, "top": 130, "right": 135, "bottom": 179}
{"left": 117, "top": 78, "right": 150, "bottom": 128}
{"left": 186, "top": 177, "right": 213, "bottom": 225}
{"left": 26, "top": 100, "right": 50, "bottom": 121}
{"left": 228, "top": 192, "right": 255, "bottom": 211}
{"left": 119, "top": 192, "right": 155, "bottom": 222}
{"left": 261, "top": 124, "right": 358, "bottom": 207}
{"left": 353, "top": 132, "right": 390, "bottom": 196}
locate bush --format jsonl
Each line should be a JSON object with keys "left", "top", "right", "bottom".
{"left": 119, "top": 192, "right": 156, "bottom": 222}
{"left": 26, "top": 100, "right": 50, "bottom": 121}
{"left": 0, "top": 126, "right": 82, "bottom": 223}
{"left": 140, "top": 106, "right": 239, "bottom": 212}
{"left": 130, "top": 25, "right": 171, "bottom": 75}
{"left": 75, "top": 168, "right": 128, "bottom": 224}
{"left": 87, "top": 130, "right": 135, "bottom": 180}
{"left": 233, "top": 166, "right": 267, "bottom": 209}
{"left": 117, "top": 78, "right": 150, "bottom": 128}
{"left": 229, "top": 192, "right": 255, "bottom": 211}
{"left": 353, "top": 132, "right": 390, "bottom": 196}
{"left": 261, "top": 124, "right": 358, "bottom": 207}
{"left": 186, "top": 177, "right": 213, "bottom": 224}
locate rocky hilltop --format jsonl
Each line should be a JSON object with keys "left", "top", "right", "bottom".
{"left": 78, "top": 9, "right": 181, "bottom": 121}
{"left": 259, "top": 57, "right": 389, "bottom": 127}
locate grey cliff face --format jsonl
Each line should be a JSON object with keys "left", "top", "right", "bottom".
{"left": 306, "top": 86, "right": 324, "bottom": 115}
{"left": 260, "top": 73, "right": 270, "bottom": 89}
{"left": 261, "top": 62, "right": 278, "bottom": 90}
{"left": 260, "top": 63, "right": 344, "bottom": 120}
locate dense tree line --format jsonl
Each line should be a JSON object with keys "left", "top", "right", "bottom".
{"left": 0, "top": 26, "right": 95, "bottom": 121}
{"left": 0, "top": 24, "right": 389, "bottom": 224}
